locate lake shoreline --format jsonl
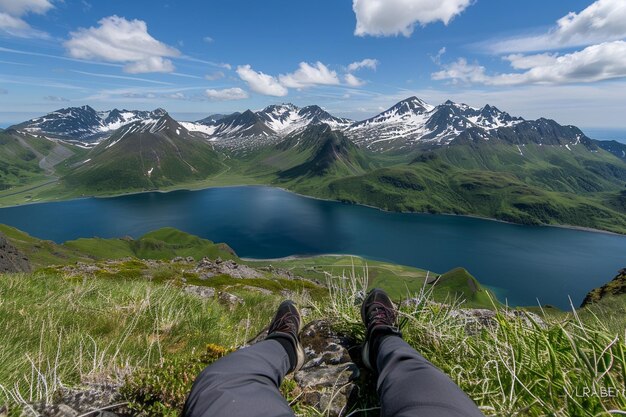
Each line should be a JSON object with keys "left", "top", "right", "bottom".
{"left": 3, "top": 182, "right": 620, "bottom": 237}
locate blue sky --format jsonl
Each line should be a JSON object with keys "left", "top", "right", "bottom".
{"left": 1, "top": 0, "right": 626, "bottom": 136}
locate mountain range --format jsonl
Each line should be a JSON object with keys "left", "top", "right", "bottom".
{"left": 11, "top": 97, "right": 602, "bottom": 153}
{"left": 2, "top": 97, "right": 626, "bottom": 234}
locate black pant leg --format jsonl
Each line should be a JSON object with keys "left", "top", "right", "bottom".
{"left": 376, "top": 336, "right": 484, "bottom": 417}
{"left": 183, "top": 340, "right": 295, "bottom": 417}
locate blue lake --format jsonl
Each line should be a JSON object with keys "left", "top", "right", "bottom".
{"left": 1, "top": 186, "right": 625, "bottom": 309}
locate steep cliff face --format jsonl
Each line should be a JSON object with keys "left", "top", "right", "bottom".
{"left": 581, "top": 268, "right": 626, "bottom": 307}
{"left": 0, "top": 232, "right": 31, "bottom": 273}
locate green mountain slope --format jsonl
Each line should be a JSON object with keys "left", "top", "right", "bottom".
{"left": 312, "top": 141, "right": 626, "bottom": 232}
{"left": 61, "top": 114, "right": 225, "bottom": 192}
{"left": 0, "top": 224, "right": 237, "bottom": 269}
{"left": 275, "top": 124, "right": 371, "bottom": 178}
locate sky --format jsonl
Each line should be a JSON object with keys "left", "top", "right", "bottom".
{"left": 1, "top": 0, "right": 626, "bottom": 138}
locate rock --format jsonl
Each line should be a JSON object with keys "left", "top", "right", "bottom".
{"left": 198, "top": 272, "right": 216, "bottom": 280}
{"left": 218, "top": 291, "right": 244, "bottom": 308}
{"left": 194, "top": 257, "right": 261, "bottom": 279}
{"left": 53, "top": 404, "right": 78, "bottom": 417}
{"left": 27, "top": 384, "right": 125, "bottom": 417}
{"left": 183, "top": 285, "right": 216, "bottom": 299}
{"left": 449, "top": 309, "right": 499, "bottom": 335}
{"left": 294, "top": 320, "right": 361, "bottom": 417}
{"left": 449, "top": 308, "right": 546, "bottom": 335}
{"left": 61, "top": 263, "right": 101, "bottom": 277}
{"left": 185, "top": 256, "right": 195, "bottom": 263}
{"left": 0, "top": 232, "right": 31, "bottom": 273}
{"left": 172, "top": 256, "right": 184, "bottom": 263}
{"left": 259, "top": 266, "right": 296, "bottom": 280}
{"left": 219, "top": 261, "right": 261, "bottom": 279}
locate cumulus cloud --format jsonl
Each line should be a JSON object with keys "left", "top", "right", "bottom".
{"left": 432, "top": 58, "right": 488, "bottom": 84}
{"left": 353, "top": 0, "right": 473, "bottom": 37}
{"left": 345, "top": 73, "right": 366, "bottom": 86}
{"left": 237, "top": 61, "right": 369, "bottom": 97}
{"left": 205, "top": 87, "right": 249, "bottom": 101}
{"left": 278, "top": 62, "right": 340, "bottom": 88}
{"left": 0, "top": 0, "right": 53, "bottom": 38}
{"left": 433, "top": 41, "right": 626, "bottom": 86}
{"left": 347, "top": 58, "right": 379, "bottom": 72}
{"left": 489, "top": 0, "right": 626, "bottom": 53}
{"left": 236, "top": 65, "right": 288, "bottom": 97}
{"left": 64, "top": 16, "right": 180, "bottom": 73}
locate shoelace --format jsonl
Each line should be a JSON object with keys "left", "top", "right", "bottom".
{"left": 270, "top": 310, "right": 299, "bottom": 334}
{"left": 367, "top": 301, "right": 396, "bottom": 328}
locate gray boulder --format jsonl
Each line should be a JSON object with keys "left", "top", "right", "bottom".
{"left": 22, "top": 384, "right": 125, "bottom": 417}
{"left": 183, "top": 285, "right": 216, "bottom": 299}
{"left": 294, "top": 320, "right": 361, "bottom": 417}
{"left": 0, "top": 232, "right": 31, "bottom": 273}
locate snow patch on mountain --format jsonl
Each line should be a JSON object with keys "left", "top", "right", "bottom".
{"left": 13, "top": 106, "right": 170, "bottom": 142}
{"left": 345, "top": 97, "right": 524, "bottom": 151}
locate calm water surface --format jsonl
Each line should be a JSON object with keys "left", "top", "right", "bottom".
{"left": 2, "top": 186, "right": 625, "bottom": 309}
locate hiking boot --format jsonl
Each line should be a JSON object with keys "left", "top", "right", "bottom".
{"left": 266, "top": 300, "right": 306, "bottom": 373}
{"left": 361, "top": 288, "right": 402, "bottom": 371}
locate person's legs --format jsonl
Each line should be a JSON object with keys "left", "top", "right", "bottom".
{"left": 361, "top": 289, "right": 484, "bottom": 417}
{"left": 376, "top": 335, "right": 484, "bottom": 417}
{"left": 182, "top": 339, "right": 295, "bottom": 417}
{"left": 183, "top": 300, "right": 305, "bottom": 417}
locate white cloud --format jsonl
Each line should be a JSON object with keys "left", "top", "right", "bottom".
{"left": 165, "top": 92, "right": 186, "bottom": 99}
{"left": 432, "top": 58, "right": 488, "bottom": 84}
{"left": 489, "top": 0, "right": 626, "bottom": 53}
{"left": 0, "top": 0, "right": 53, "bottom": 38}
{"left": 205, "top": 87, "right": 249, "bottom": 101}
{"left": 43, "top": 95, "right": 69, "bottom": 102}
{"left": 0, "top": 12, "right": 31, "bottom": 32}
{"left": 205, "top": 71, "right": 225, "bottom": 81}
{"left": 124, "top": 57, "right": 176, "bottom": 74}
{"left": 433, "top": 41, "right": 626, "bottom": 86}
{"left": 278, "top": 62, "right": 340, "bottom": 88}
{"left": 430, "top": 47, "right": 447, "bottom": 64}
{"left": 353, "top": 0, "right": 473, "bottom": 37}
{"left": 504, "top": 53, "right": 557, "bottom": 70}
{"left": 64, "top": 16, "right": 180, "bottom": 74}
{"left": 0, "top": 0, "right": 52, "bottom": 16}
{"left": 203, "top": 36, "right": 214, "bottom": 43}
{"left": 347, "top": 58, "right": 379, "bottom": 72}
{"left": 236, "top": 65, "right": 288, "bottom": 97}
{"left": 237, "top": 61, "right": 372, "bottom": 96}
{"left": 345, "top": 73, "right": 366, "bottom": 87}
